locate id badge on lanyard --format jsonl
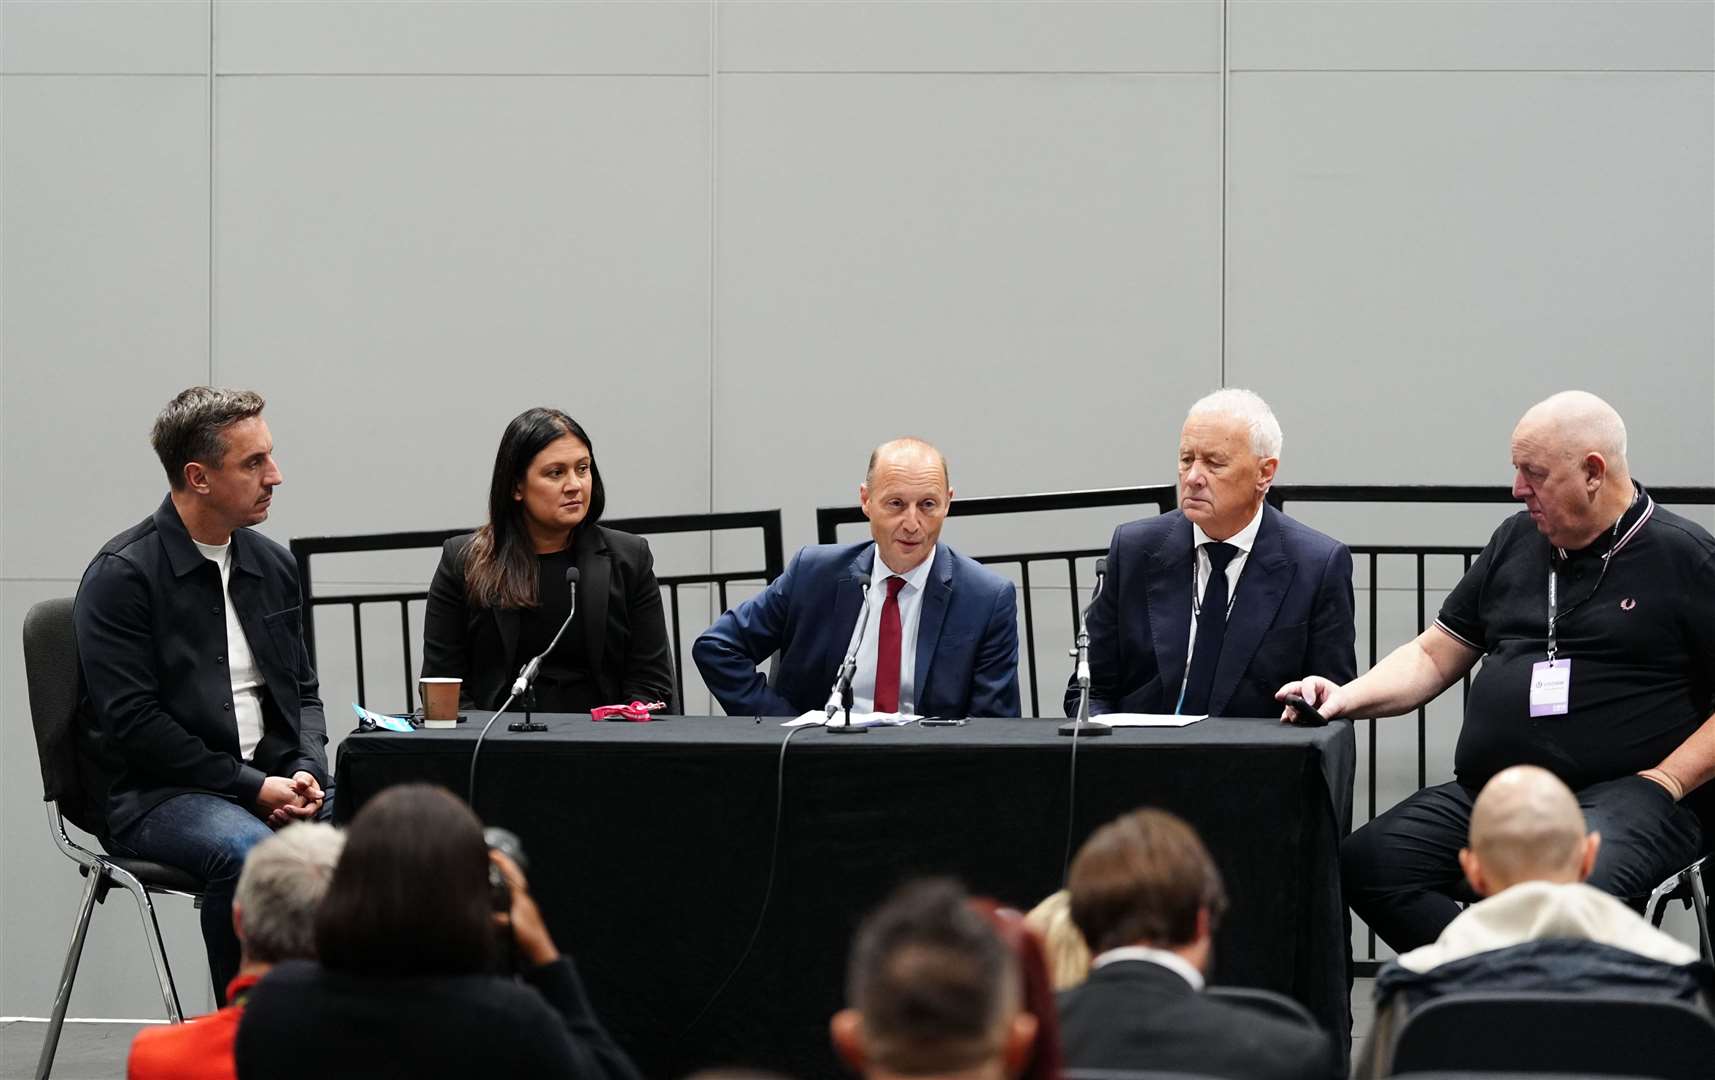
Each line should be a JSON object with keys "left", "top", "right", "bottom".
{"left": 1531, "top": 564, "right": 1571, "bottom": 717}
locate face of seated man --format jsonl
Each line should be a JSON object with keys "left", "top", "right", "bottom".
{"left": 1508, "top": 390, "right": 1633, "bottom": 552}
{"left": 1458, "top": 765, "right": 1601, "bottom": 898}
{"left": 181, "top": 415, "right": 283, "bottom": 539}
{"left": 860, "top": 440, "right": 953, "bottom": 576}
{"left": 1176, "top": 410, "right": 1276, "bottom": 543}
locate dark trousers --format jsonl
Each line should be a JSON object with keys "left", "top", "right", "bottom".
{"left": 1343, "top": 774, "right": 1705, "bottom": 953}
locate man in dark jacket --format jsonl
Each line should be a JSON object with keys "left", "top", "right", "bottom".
{"left": 1058, "top": 808, "right": 1334, "bottom": 1080}
{"left": 76, "top": 387, "right": 330, "bottom": 1003}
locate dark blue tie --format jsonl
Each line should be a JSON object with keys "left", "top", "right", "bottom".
{"left": 1180, "top": 542, "right": 1238, "bottom": 715}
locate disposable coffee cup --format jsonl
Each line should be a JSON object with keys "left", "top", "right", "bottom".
{"left": 420, "top": 677, "right": 462, "bottom": 728}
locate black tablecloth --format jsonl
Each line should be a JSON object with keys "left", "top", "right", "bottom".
{"left": 335, "top": 715, "right": 1355, "bottom": 1078}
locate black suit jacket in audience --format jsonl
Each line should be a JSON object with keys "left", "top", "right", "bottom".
{"left": 422, "top": 526, "right": 677, "bottom": 712}
{"left": 1058, "top": 959, "right": 1333, "bottom": 1080}
{"left": 235, "top": 957, "right": 640, "bottom": 1080}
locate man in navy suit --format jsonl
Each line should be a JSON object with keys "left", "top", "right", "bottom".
{"left": 1069, "top": 389, "right": 1355, "bottom": 719}
{"left": 694, "top": 438, "right": 1021, "bottom": 718}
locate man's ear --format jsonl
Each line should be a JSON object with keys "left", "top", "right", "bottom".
{"left": 184, "top": 461, "right": 210, "bottom": 494}
{"left": 1257, "top": 457, "right": 1279, "bottom": 490}
{"left": 1194, "top": 905, "right": 1212, "bottom": 945}
{"left": 231, "top": 900, "right": 244, "bottom": 942}
{"left": 831, "top": 1009, "right": 866, "bottom": 1074}
{"left": 1583, "top": 452, "right": 1608, "bottom": 491}
{"left": 1579, "top": 832, "right": 1602, "bottom": 882}
{"left": 859, "top": 483, "right": 873, "bottom": 520}
{"left": 1458, "top": 847, "right": 1487, "bottom": 897}
{"left": 1001, "top": 1011, "right": 1039, "bottom": 1078}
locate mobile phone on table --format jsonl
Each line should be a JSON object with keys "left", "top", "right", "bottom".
{"left": 919, "top": 717, "right": 968, "bottom": 727}
{"left": 1282, "top": 696, "right": 1329, "bottom": 727}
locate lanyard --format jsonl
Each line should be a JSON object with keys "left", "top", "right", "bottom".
{"left": 1190, "top": 551, "right": 1241, "bottom": 620}
{"left": 1546, "top": 493, "right": 1651, "bottom": 661}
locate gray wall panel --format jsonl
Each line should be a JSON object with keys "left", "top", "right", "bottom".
{"left": 216, "top": 0, "right": 709, "bottom": 75}
{"left": 0, "top": 0, "right": 208, "bottom": 75}
{"left": 716, "top": 73, "right": 1223, "bottom": 558}
{"left": 1, "top": 76, "right": 210, "bottom": 580}
{"left": 1226, "top": 72, "right": 1715, "bottom": 488}
{"left": 1230, "top": 0, "right": 1715, "bottom": 72}
{"left": 719, "top": 0, "right": 1219, "bottom": 73}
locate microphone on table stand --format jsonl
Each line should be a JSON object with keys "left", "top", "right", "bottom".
{"left": 1059, "top": 558, "right": 1109, "bottom": 737}
{"left": 469, "top": 567, "right": 579, "bottom": 806}
{"left": 826, "top": 579, "right": 873, "bottom": 735}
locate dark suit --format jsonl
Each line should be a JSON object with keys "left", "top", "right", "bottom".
{"left": 421, "top": 526, "right": 677, "bottom": 712}
{"left": 1059, "top": 960, "right": 1333, "bottom": 1080}
{"left": 1069, "top": 504, "right": 1355, "bottom": 718}
{"left": 74, "top": 495, "right": 328, "bottom": 837}
{"left": 692, "top": 541, "right": 1021, "bottom": 718}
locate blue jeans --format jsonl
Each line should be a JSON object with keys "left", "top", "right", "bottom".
{"left": 108, "top": 792, "right": 324, "bottom": 1005}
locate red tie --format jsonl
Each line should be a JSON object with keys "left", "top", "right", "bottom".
{"left": 873, "top": 576, "right": 907, "bottom": 713}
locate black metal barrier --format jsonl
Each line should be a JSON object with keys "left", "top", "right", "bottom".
{"left": 290, "top": 510, "right": 785, "bottom": 714}
{"left": 817, "top": 483, "right": 1715, "bottom": 972}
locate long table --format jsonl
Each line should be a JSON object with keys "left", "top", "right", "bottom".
{"left": 334, "top": 715, "right": 1355, "bottom": 1078}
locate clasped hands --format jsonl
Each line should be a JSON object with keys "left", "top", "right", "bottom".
{"left": 255, "top": 771, "right": 325, "bottom": 827}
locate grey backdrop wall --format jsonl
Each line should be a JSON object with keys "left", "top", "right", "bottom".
{"left": 3, "top": 0, "right": 1711, "bottom": 1021}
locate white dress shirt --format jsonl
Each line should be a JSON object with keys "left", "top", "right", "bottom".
{"left": 1091, "top": 945, "right": 1207, "bottom": 990}
{"left": 193, "top": 539, "right": 265, "bottom": 761}
{"left": 1184, "top": 503, "right": 1266, "bottom": 667}
{"left": 836, "top": 545, "right": 938, "bottom": 715}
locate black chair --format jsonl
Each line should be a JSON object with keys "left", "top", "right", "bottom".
{"left": 1205, "top": 985, "right": 1322, "bottom": 1030}
{"left": 1063, "top": 1071, "right": 1224, "bottom": 1080}
{"left": 22, "top": 598, "right": 205, "bottom": 1080}
{"left": 1645, "top": 855, "right": 1711, "bottom": 963}
{"left": 1388, "top": 992, "right": 1715, "bottom": 1079}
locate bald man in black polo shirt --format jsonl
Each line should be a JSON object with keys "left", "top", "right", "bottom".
{"left": 1277, "top": 391, "right": 1714, "bottom": 951}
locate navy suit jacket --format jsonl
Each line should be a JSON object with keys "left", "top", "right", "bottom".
{"left": 693, "top": 541, "right": 1021, "bottom": 718}
{"left": 1069, "top": 504, "right": 1355, "bottom": 718}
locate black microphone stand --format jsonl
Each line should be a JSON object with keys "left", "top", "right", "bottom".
{"left": 1059, "top": 558, "right": 1111, "bottom": 738}
{"left": 469, "top": 568, "right": 578, "bottom": 806}
{"left": 826, "top": 580, "right": 872, "bottom": 735}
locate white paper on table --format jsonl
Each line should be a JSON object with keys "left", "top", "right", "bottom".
{"left": 783, "top": 711, "right": 918, "bottom": 729}
{"left": 1095, "top": 713, "right": 1206, "bottom": 728}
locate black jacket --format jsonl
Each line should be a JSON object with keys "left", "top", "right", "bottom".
{"left": 422, "top": 526, "right": 677, "bottom": 712}
{"left": 74, "top": 496, "right": 328, "bottom": 837}
{"left": 1058, "top": 959, "right": 1334, "bottom": 1080}
{"left": 235, "top": 957, "right": 640, "bottom": 1080}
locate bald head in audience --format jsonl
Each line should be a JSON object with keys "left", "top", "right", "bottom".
{"left": 1510, "top": 391, "right": 1635, "bottom": 550}
{"left": 1458, "top": 766, "right": 1601, "bottom": 898}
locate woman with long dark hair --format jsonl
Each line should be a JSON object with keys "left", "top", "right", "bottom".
{"left": 421, "top": 407, "right": 676, "bottom": 713}
{"left": 234, "top": 784, "right": 639, "bottom": 1079}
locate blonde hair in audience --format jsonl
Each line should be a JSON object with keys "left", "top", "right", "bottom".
{"left": 1024, "top": 889, "right": 1090, "bottom": 991}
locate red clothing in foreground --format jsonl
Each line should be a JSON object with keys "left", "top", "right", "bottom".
{"left": 127, "top": 973, "right": 258, "bottom": 1080}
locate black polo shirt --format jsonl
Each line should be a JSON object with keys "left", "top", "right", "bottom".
{"left": 1435, "top": 484, "right": 1715, "bottom": 791}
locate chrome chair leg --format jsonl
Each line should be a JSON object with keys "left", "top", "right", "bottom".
{"left": 36, "top": 868, "right": 103, "bottom": 1080}
{"left": 1688, "top": 861, "right": 1711, "bottom": 964}
{"left": 111, "top": 866, "right": 184, "bottom": 1022}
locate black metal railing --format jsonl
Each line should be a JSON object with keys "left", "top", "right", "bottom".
{"left": 818, "top": 483, "right": 1715, "bottom": 970}
{"left": 290, "top": 510, "right": 785, "bottom": 713}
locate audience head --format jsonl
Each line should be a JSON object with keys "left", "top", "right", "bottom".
{"left": 1067, "top": 808, "right": 1227, "bottom": 974}
{"left": 832, "top": 879, "right": 1037, "bottom": 1080}
{"left": 1459, "top": 765, "right": 1599, "bottom": 896}
{"left": 151, "top": 387, "right": 280, "bottom": 532}
{"left": 468, "top": 407, "right": 606, "bottom": 606}
{"left": 1023, "top": 889, "right": 1091, "bottom": 992}
{"left": 861, "top": 438, "right": 953, "bottom": 575}
{"left": 233, "top": 822, "right": 345, "bottom": 968}
{"left": 1178, "top": 389, "right": 1281, "bottom": 542}
{"left": 316, "top": 784, "right": 498, "bottom": 977}
{"left": 1510, "top": 390, "right": 1632, "bottom": 549}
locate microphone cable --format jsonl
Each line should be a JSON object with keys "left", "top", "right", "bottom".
{"left": 679, "top": 721, "right": 812, "bottom": 1037}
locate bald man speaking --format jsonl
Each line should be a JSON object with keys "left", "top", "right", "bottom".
{"left": 1279, "top": 391, "right": 1715, "bottom": 952}
{"left": 694, "top": 438, "right": 1021, "bottom": 719}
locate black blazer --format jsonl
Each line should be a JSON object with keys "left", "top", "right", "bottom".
{"left": 1058, "top": 960, "right": 1334, "bottom": 1080}
{"left": 1070, "top": 504, "right": 1356, "bottom": 718}
{"left": 235, "top": 957, "right": 640, "bottom": 1080}
{"left": 74, "top": 496, "right": 329, "bottom": 837}
{"left": 422, "top": 526, "right": 676, "bottom": 712}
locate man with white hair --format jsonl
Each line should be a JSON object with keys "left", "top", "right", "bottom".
{"left": 1070, "top": 388, "right": 1355, "bottom": 720}
{"left": 128, "top": 822, "right": 344, "bottom": 1080}
{"left": 1280, "top": 391, "right": 1713, "bottom": 953}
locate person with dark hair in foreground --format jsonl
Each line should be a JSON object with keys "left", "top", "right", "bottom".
{"left": 128, "top": 823, "right": 343, "bottom": 1080}
{"left": 234, "top": 784, "right": 639, "bottom": 1080}
{"left": 1058, "top": 809, "right": 1333, "bottom": 1080}
{"left": 832, "top": 879, "right": 1039, "bottom": 1080}
{"left": 77, "top": 387, "right": 331, "bottom": 1004}
{"left": 422, "top": 407, "right": 676, "bottom": 713}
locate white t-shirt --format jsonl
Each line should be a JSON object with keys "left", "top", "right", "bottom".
{"left": 193, "top": 539, "right": 265, "bottom": 761}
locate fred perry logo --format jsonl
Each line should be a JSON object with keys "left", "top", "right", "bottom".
{"left": 1620, "top": 598, "right": 1637, "bottom": 611}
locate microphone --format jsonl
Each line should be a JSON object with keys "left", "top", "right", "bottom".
{"left": 1059, "top": 557, "right": 1110, "bottom": 738}
{"left": 469, "top": 566, "right": 578, "bottom": 806}
{"left": 826, "top": 578, "right": 874, "bottom": 734}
